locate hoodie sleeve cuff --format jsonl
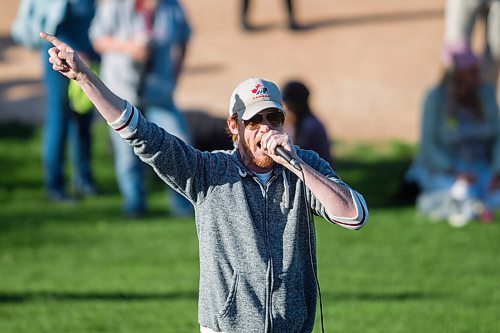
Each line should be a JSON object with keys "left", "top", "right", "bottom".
{"left": 326, "top": 189, "right": 369, "bottom": 230}
{"left": 107, "top": 101, "right": 140, "bottom": 138}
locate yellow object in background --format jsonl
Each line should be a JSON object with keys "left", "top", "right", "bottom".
{"left": 68, "top": 62, "right": 99, "bottom": 114}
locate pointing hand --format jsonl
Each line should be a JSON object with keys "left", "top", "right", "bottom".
{"left": 39, "top": 32, "right": 88, "bottom": 80}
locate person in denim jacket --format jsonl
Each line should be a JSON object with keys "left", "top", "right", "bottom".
{"left": 407, "top": 43, "right": 500, "bottom": 226}
{"left": 89, "top": 0, "right": 193, "bottom": 217}
{"left": 12, "top": 0, "right": 99, "bottom": 200}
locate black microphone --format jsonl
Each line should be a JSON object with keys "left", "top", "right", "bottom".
{"left": 276, "top": 146, "right": 302, "bottom": 171}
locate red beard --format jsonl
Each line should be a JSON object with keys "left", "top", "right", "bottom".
{"left": 240, "top": 140, "right": 274, "bottom": 169}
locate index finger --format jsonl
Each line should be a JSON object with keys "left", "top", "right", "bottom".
{"left": 39, "top": 32, "right": 64, "bottom": 47}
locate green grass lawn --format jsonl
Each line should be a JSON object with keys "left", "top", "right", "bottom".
{"left": 0, "top": 121, "right": 499, "bottom": 333}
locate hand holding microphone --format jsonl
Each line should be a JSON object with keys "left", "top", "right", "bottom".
{"left": 276, "top": 146, "right": 302, "bottom": 171}
{"left": 262, "top": 131, "right": 303, "bottom": 171}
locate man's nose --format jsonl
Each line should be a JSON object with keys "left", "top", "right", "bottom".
{"left": 258, "top": 121, "right": 272, "bottom": 132}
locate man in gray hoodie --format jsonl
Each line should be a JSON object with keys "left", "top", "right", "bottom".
{"left": 41, "top": 32, "right": 369, "bottom": 333}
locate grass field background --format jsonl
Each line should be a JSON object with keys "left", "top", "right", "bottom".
{"left": 1, "top": 122, "right": 499, "bottom": 333}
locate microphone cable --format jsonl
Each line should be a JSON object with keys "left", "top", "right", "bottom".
{"left": 277, "top": 145, "right": 325, "bottom": 332}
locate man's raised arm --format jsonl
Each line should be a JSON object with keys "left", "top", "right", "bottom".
{"left": 40, "top": 32, "right": 125, "bottom": 123}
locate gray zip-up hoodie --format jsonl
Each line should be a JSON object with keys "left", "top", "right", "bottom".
{"left": 111, "top": 102, "right": 368, "bottom": 332}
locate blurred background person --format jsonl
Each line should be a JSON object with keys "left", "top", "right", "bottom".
{"left": 281, "top": 80, "right": 333, "bottom": 166}
{"left": 444, "top": 0, "right": 500, "bottom": 95}
{"left": 241, "top": 0, "right": 300, "bottom": 31}
{"left": 11, "top": 0, "right": 99, "bottom": 201}
{"left": 406, "top": 43, "right": 500, "bottom": 227}
{"left": 90, "top": 0, "right": 193, "bottom": 218}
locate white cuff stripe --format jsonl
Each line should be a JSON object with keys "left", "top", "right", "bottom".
{"left": 107, "top": 101, "right": 140, "bottom": 138}
{"left": 327, "top": 190, "right": 368, "bottom": 228}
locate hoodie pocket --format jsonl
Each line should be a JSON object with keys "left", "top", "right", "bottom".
{"left": 272, "top": 272, "right": 308, "bottom": 330}
{"left": 216, "top": 273, "right": 267, "bottom": 332}
{"left": 218, "top": 273, "right": 239, "bottom": 319}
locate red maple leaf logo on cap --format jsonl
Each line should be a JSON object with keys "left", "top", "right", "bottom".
{"left": 251, "top": 84, "right": 261, "bottom": 94}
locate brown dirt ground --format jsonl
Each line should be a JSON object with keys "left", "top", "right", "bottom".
{"left": 0, "top": 0, "right": 455, "bottom": 143}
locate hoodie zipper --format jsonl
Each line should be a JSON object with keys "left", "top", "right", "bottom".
{"left": 254, "top": 174, "right": 278, "bottom": 333}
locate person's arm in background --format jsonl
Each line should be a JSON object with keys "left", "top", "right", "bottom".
{"left": 420, "top": 87, "right": 454, "bottom": 173}
{"left": 40, "top": 32, "right": 124, "bottom": 122}
{"left": 172, "top": 43, "right": 188, "bottom": 83}
{"left": 92, "top": 36, "right": 150, "bottom": 63}
{"left": 171, "top": 2, "right": 192, "bottom": 83}
{"left": 481, "top": 84, "right": 500, "bottom": 190}
{"left": 89, "top": 0, "right": 149, "bottom": 62}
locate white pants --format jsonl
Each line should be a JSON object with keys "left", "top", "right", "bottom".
{"left": 444, "top": 0, "right": 500, "bottom": 87}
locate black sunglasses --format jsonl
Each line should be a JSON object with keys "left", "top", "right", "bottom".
{"left": 243, "top": 112, "right": 285, "bottom": 129}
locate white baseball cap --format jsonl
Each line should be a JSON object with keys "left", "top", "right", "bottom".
{"left": 228, "top": 77, "right": 285, "bottom": 120}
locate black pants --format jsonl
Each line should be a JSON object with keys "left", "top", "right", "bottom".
{"left": 241, "top": 0, "right": 295, "bottom": 26}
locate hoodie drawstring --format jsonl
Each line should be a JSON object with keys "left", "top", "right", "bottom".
{"left": 282, "top": 171, "right": 290, "bottom": 209}
{"left": 238, "top": 166, "right": 247, "bottom": 177}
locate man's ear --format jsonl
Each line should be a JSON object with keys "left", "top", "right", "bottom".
{"left": 227, "top": 117, "right": 239, "bottom": 135}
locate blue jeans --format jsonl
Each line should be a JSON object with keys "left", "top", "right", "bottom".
{"left": 110, "top": 105, "right": 193, "bottom": 216}
{"left": 42, "top": 1, "right": 97, "bottom": 196}
{"left": 42, "top": 43, "right": 95, "bottom": 195}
